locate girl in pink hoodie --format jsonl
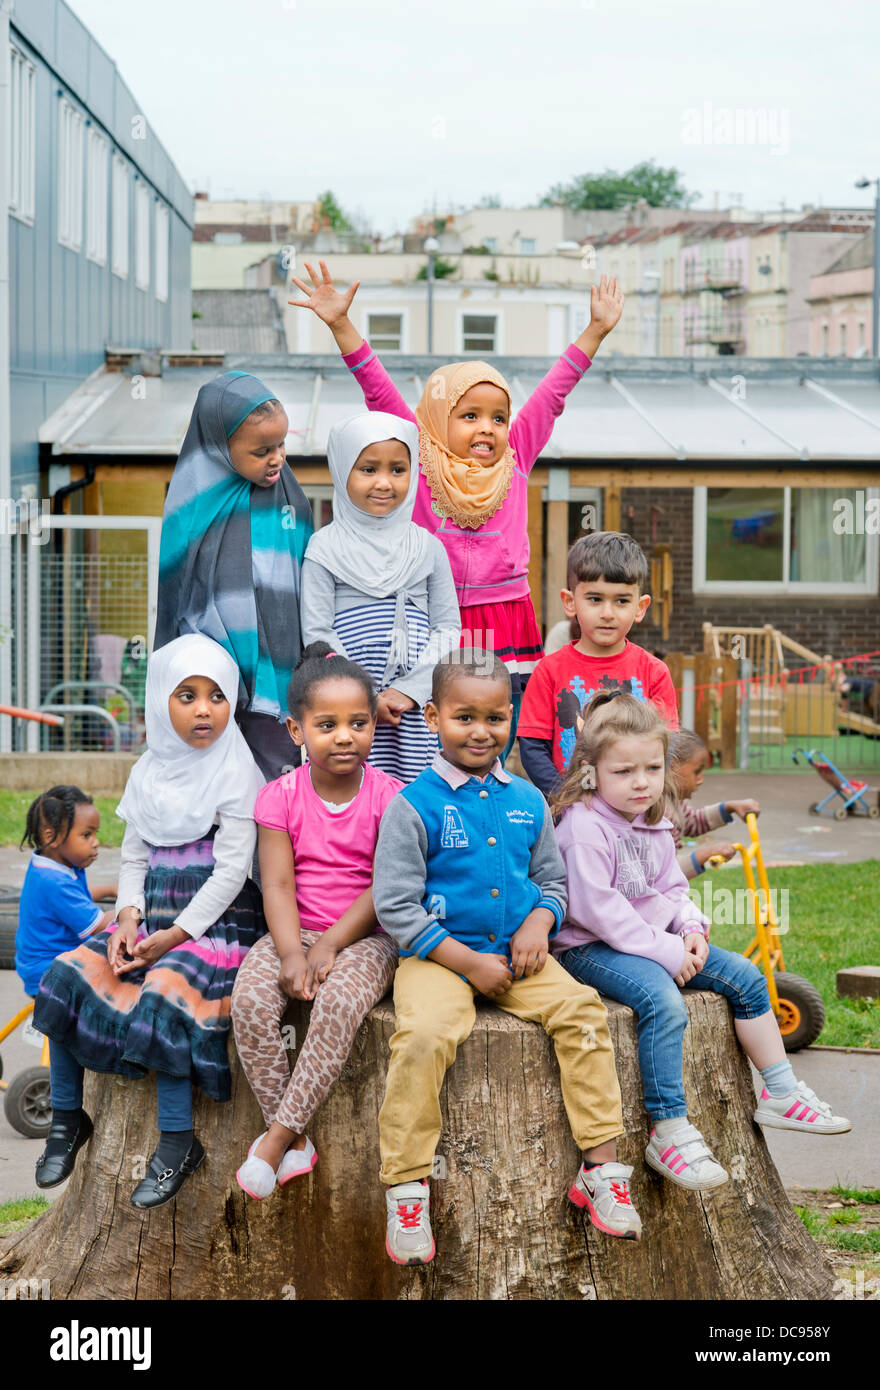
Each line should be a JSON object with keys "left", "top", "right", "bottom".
{"left": 552, "top": 691, "right": 848, "bottom": 1195}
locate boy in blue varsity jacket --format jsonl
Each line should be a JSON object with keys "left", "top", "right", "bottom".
{"left": 373, "top": 649, "right": 639, "bottom": 1266}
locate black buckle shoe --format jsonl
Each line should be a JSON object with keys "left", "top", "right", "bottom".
{"left": 35, "top": 1110, "right": 94, "bottom": 1189}
{"left": 129, "top": 1138, "right": 206, "bottom": 1210}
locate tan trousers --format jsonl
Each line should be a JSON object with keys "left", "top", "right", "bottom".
{"left": 378, "top": 953, "right": 624, "bottom": 1186}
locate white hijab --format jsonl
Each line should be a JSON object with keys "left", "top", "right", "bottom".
{"left": 304, "top": 412, "right": 431, "bottom": 596}
{"left": 117, "top": 634, "right": 264, "bottom": 847}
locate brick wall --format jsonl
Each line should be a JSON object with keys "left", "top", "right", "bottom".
{"left": 619, "top": 485, "right": 880, "bottom": 660}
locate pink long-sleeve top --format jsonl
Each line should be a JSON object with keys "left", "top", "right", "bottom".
{"left": 341, "top": 340, "right": 592, "bottom": 608}
{"left": 552, "top": 794, "right": 710, "bottom": 975}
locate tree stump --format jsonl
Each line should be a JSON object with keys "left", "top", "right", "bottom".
{"left": 0, "top": 991, "right": 834, "bottom": 1300}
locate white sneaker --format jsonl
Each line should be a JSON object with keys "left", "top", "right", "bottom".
{"left": 754, "top": 1081, "right": 851, "bottom": 1135}
{"left": 385, "top": 1180, "right": 435, "bottom": 1265}
{"left": 568, "top": 1162, "right": 642, "bottom": 1239}
{"left": 645, "top": 1124, "right": 729, "bottom": 1191}
{"left": 278, "top": 1137, "right": 318, "bottom": 1187}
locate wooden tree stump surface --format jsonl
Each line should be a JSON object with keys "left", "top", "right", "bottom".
{"left": 0, "top": 990, "right": 834, "bottom": 1301}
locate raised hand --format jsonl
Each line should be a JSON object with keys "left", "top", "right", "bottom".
{"left": 288, "top": 260, "right": 360, "bottom": 328}
{"left": 588, "top": 274, "right": 625, "bottom": 339}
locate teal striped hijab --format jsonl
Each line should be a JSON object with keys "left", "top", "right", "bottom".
{"left": 156, "top": 371, "right": 314, "bottom": 719}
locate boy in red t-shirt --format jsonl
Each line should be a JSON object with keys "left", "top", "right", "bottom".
{"left": 518, "top": 532, "right": 679, "bottom": 793}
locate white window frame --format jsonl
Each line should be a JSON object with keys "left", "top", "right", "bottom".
{"left": 692, "top": 486, "right": 879, "bottom": 597}
{"left": 569, "top": 303, "right": 588, "bottom": 342}
{"left": 9, "top": 47, "right": 36, "bottom": 223}
{"left": 111, "top": 155, "right": 129, "bottom": 278}
{"left": 364, "top": 308, "right": 408, "bottom": 352}
{"left": 57, "top": 97, "right": 85, "bottom": 251}
{"left": 518, "top": 237, "right": 537, "bottom": 255}
{"left": 134, "top": 180, "right": 150, "bottom": 291}
{"left": 154, "top": 201, "right": 169, "bottom": 302}
{"left": 85, "top": 127, "right": 109, "bottom": 265}
{"left": 484, "top": 237, "right": 498, "bottom": 253}
{"left": 457, "top": 308, "right": 502, "bottom": 354}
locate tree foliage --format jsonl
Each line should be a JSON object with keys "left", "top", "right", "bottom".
{"left": 541, "top": 161, "right": 698, "bottom": 210}
{"left": 317, "top": 189, "right": 354, "bottom": 232}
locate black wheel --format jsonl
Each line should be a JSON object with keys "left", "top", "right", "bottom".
{"left": 834, "top": 806, "right": 847, "bottom": 822}
{"left": 0, "top": 889, "right": 18, "bottom": 969}
{"left": 4, "top": 1066, "right": 52, "bottom": 1138}
{"left": 774, "top": 973, "right": 826, "bottom": 1052}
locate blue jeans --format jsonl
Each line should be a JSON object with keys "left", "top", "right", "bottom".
{"left": 49, "top": 1041, "right": 192, "bottom": 1129}
{"left": 559, "top": 942, "right": 771, "bottom": 1121}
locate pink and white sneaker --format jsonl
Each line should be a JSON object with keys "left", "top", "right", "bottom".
{"left": 385, "top": 1180, "right": 435, "bottom": 1265}
{"left": 568, "top": 1161, "right": 642, "bottom": 1239}
{"left": 645, "top": 1124, "right": 728, "bottom": 1191}
{"left": 754, "top": 1081, "right": 850, "bottom": 1134}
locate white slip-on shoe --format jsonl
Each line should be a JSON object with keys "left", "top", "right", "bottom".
{"left": 236, "top": 1133, "right": 277, "bottom": 1201}
{"left": 277, "top": 1137, "right": 318, "bottom": 1187}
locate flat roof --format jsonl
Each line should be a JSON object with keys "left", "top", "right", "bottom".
{"left": 39, "top": 355, "right": 880, "bottom": 464}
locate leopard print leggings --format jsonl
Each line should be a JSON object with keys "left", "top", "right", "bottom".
{"left": 231, "top": 929, "right": 397, "bottom": 1133}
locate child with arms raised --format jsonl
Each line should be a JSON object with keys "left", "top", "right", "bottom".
{"left": 232, "top": 643, "right": 401, "bottom": 1196}
{"left": 301, "top": 413, "right": 460, "bottom": 782}
{"left": 157, "top": 370, "right": 313, "bottom": 781}
{"left": 33, "top": 636, "right": 265, "bottom": 1206}
{"left": 553, "top": 691, "right": 848, "bottom": 1195}
{"left": 518, "top": 531, "right": 678, "bottom": 793}
{"left": 373, "top": 650, "right": 640, "bottom": 1265}
{"left": 289, "top": 261, "right": 624, "bottom": 754}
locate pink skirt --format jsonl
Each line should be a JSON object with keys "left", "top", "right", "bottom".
{"left": 460, "top": 596, "right": 544, "bottom": 695}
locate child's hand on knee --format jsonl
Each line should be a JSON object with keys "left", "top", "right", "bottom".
{"left": 674, "top": 946, "right": 703, "bottom": 987}
{"left": 108, "top": 915, "right": 140, "bottom": 973}
{"left": 682, "top": 932, "right": 709, "bottom": 967}
{"left": 465, "top": 953, "right": 513, "bottom": 999}
{"left": 303, "top": 940, "right": 337, "bottom": 997}
{"left": 117, "top": 925, "right": 187, "bottom": 973}
{"left": 278, "top": 949, "right": 310, "bottom": 1000}
{"left": 508, "top": 910, "right": 553, "bottom": 980}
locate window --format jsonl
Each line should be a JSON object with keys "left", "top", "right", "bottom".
{"left": 85, "top": 128, "right": 109, "bottom": 265}
{"left": 135, "top": 181, "right": 150, "bottom": 290}
{"left": 111, "top": 156, "right": 129, "bottom": 278}
{"left": 58, "top": 98, "right": 85, "bottom": 250}
{"left": 519, "top": 237, "right": 537, "bottom": 255}
{"left": 839, "top": 323, "right": 847, "bottom": 356}
{"left": 366, "top": 312, "right": 403, "bottom": 351}
{"left": 484, "top": 237, "right": 498, "bottom": 253}
{"left": 155, "top": 202, "right": 169, "bottom": 302}
{"left": 858, "top": 321, "right": 866, "bottom": 351}
{"left": 461, "top": 313, "right": 498, "bottom": 352}
{"left": 694, "top": 486, "right": 878, "bottom": 594}
{"left": 821, "top": 323, "right": 829, "bottom": 356}
{"left": 9, "top": 47, "right": 36, "bottom": 222}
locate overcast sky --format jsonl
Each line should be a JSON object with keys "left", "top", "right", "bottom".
{"left": 68, "top": 0, "right": 878, "bottom": 232}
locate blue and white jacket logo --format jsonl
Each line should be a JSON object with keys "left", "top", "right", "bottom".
{"left": 441, "top": 806, "right": 469, "bottom": 848}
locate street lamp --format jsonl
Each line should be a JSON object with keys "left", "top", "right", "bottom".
{"left": 855, "top": 177, "right": 880, "bottom": 358}
{"left": 424, "top": 236, "right": 439, "bottom": 353}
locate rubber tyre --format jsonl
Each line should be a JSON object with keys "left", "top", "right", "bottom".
{"left": 869, "top": 806, "right": 880, "bottom": 820}
{"left": 4, "top": 1066, "right": 52, "bottom": 1138}
{"left": 834, "top": 807, "right": 848, "bottom": 822}
{"left": 774, "top": 973, "right": 826, "bottom": 1052}
{"left": 0, "top": 891, "right": 18, "bottom": 970}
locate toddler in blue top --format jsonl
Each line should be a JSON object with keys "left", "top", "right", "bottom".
{"left": 16, "top": 786, "right": 117, "bottom": 997}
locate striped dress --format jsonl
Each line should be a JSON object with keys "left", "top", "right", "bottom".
{"left": 34, "top": 831, "right": 265, "bottom": 1103}
{"left": 334, "top": 597, "right": 438, "bottom": 784}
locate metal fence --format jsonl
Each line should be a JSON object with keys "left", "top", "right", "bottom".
{"left": 1, "top": 516, "right": 159, "bottom": 754}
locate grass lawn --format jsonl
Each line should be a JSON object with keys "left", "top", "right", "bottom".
{"left": 695, "top": 860, "right": 880, "bottom": 1049}
{"left": 0, "top": 1195, "right": 49, "bottom": 1235}
{"left": 0, "top": 791, "right": 125, "bottom": 849}
{"left": 793, "top": 1186, "right": 880, "bottom": 1292}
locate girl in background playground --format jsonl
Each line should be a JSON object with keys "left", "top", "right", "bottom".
{"left": 156, "top": 370, "right": 314, "bottom": 781}
{"left": 232, "top": 642, "right": 401, "bottom": 1199}
{"left": 301, "top": 413, "right": 460, "bottom": 782}
{"left": 553, "top": 691, "right": 849, "bottom": 1195}
{"left": 289, "top": 261, "right": 624, "bottom": 757}
{"left": 668, "top": 728, "right": 760, "bottom": 880}
{"left": 34, "top": 635, "right": 265, "bottom": 1208}
{"left": 15, "top": 786, "right": 117, "bottom": 1001}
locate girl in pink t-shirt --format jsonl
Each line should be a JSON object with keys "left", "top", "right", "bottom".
{"left": 231, "top": 642, "right": 402, "bottom": 1199}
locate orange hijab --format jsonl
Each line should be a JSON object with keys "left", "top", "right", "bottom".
{"left": 415, "top": 362, "right": 516, "bottom": 530}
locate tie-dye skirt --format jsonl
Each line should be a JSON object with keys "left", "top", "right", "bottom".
{"left": 34, "top": 835, "right": 266, "bottom": 1102}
